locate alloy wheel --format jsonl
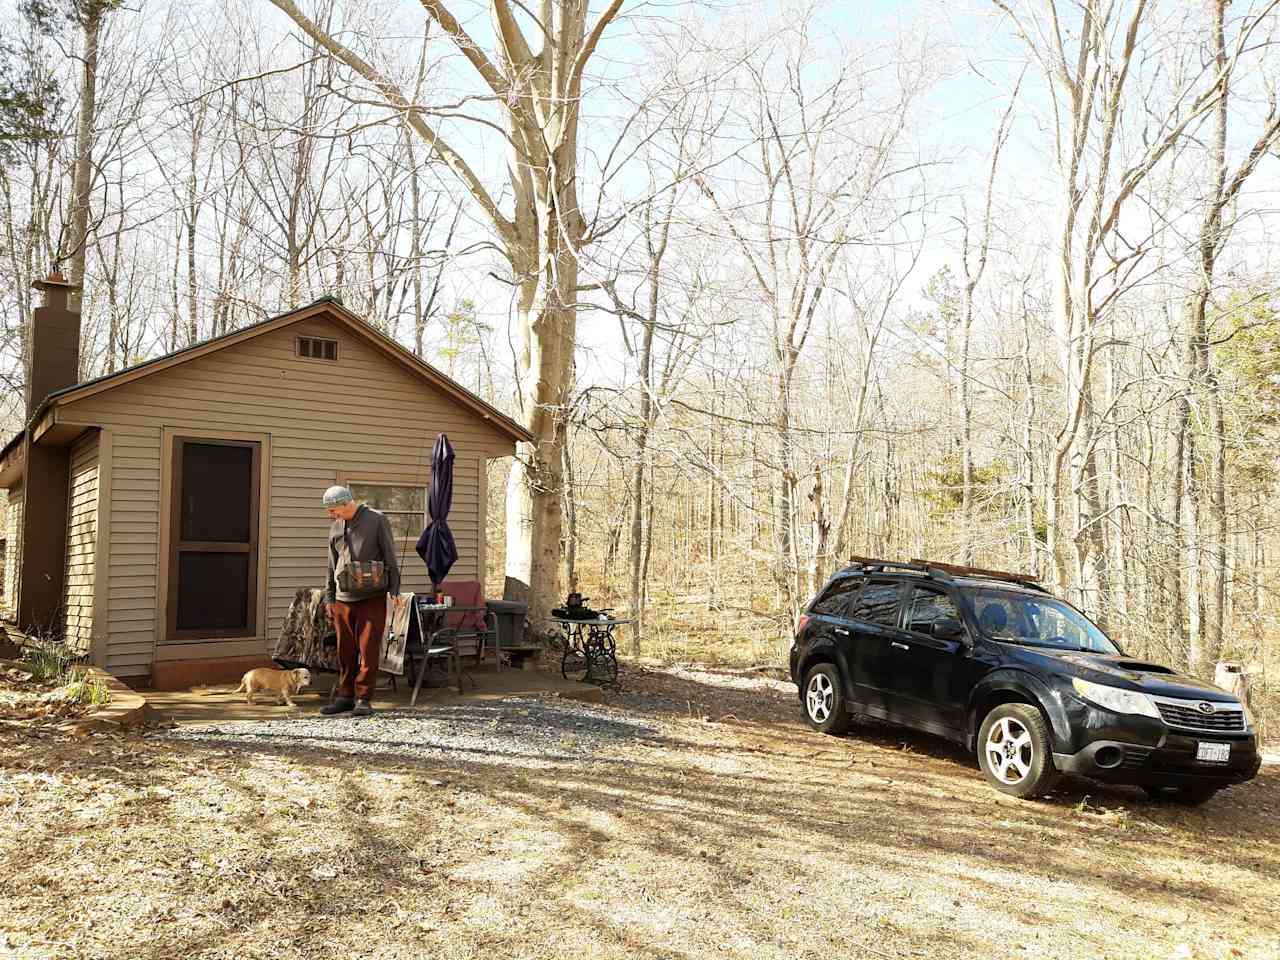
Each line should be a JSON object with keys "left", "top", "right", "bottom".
{"left": 985, "top": 716, "right": 1033, "bottom": 784}
{"left": 806, "top": 673, "right": 833, "bottom": 723}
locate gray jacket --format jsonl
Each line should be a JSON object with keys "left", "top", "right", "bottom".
{"left": 326, "top": 504, "right": 402, "bottom": 602}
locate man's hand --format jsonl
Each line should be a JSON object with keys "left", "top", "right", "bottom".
{"left": 389, "top": 594, "right": 404, "bottom": 610}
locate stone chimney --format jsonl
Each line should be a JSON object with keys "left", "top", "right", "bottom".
{"left": 27, "top": 272, "right": 82, "bottom": 418}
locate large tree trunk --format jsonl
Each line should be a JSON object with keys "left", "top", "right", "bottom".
{"left": 503, "top": 235, "right": 579, "bottom": 626}
{"left": 67, "top": 3, "right": 104, "bottom": 309}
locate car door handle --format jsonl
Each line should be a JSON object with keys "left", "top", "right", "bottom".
{"left": 891, "top": 641, "right": 910, "bottom": 651}
{"left": 835, "top": 627, "right": 851, "bottom": 637}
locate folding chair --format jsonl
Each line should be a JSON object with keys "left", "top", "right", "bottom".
{"left": 409, "top": 581, "right": 498, "bottom": 705}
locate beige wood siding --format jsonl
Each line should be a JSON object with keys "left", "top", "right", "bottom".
{"left": 63, "top": 432, "right": 99, "bottom": 654}
{"left": 57, "top": 314, "right": 514, "bottom": 676}
{"left": 3, "top": 484, "right": 22, "bottom": 619}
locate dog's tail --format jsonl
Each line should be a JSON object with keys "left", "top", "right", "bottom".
{"left": 232, "top": 678, "right": 247, "bottom": 693}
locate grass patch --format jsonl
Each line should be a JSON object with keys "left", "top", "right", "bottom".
{"left": 19, "top": 639, "right": 109, "bottom": 706}
{"left": 20, "top": 639, "right": 75, "bottom": 684}
{"left": 63, "top": 667, "right": 111, "bottom": 707}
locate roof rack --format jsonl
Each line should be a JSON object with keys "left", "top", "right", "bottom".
{"left": 844, "top": 555, "right": 1043, "bottom": 589}
{"left": 846, "top": 555, "right": 930, "bottom": 575}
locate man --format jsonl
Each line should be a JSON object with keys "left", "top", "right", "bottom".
{"left": 320, "top": 485, "right": 402, "bottom": 717}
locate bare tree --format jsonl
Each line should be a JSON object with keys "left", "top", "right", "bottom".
{"left": 64, "top": 1, "right": 119, "bottom": 309}
{"left": 991, "top": 0, "right": 1276, "bottom": 624}
{"left": 955, "top": 74, "right": 1021, "bottom": 564}
{"left": 697, "top": 18, "right": 933, "bottom": 623}
{"left": 264, "top": 0, "right": 630, "bottom": 624}
{"left": 1178, "top": 0, "right": 1280, "bottom": 673}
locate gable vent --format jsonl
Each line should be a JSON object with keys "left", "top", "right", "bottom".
{"left": 297, "top": 336, "right": 338, "bottom": 361}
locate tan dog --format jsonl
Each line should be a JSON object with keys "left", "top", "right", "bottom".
{"left": 233, "top": 667, "right": 311, "bottom": 707}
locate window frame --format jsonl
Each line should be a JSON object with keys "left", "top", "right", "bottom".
{"left": 341, "top": 478, "right": 428, "bottom": 544}
{"left": 903, "top": 584, "right": 963, "bottom": 638}
{"left": 847, "top": 578, "right": 904, "bottom": 628}
{"left": 810, "top": 575, "right": 863, "bottom": 619}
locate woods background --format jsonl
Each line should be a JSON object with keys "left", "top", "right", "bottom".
{"left": 3, "top": 0, "right": 1279, "bottom": 733}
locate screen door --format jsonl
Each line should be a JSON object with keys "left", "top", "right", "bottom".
{"left": 166, "top": 438, "right": 260, "bottom": 641}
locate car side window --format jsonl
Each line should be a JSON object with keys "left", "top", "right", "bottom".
{"left": 906, "top": 587, "right": 961, "bottom": 636}
{"left": 810, "top": 577, "right": 862, "bottom": 618}
{"left": 974, "top": 595, "right": 1022, "bottom": 639}
{"left": 849, "top": 580, "right": 901, "bottom": 626}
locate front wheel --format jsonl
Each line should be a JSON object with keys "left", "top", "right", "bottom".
{"left": 977, "top": 703, "right": 1058, "bottom": 799}
{"left": 1142, "top": 783, "right": 1222, "bottom": 806}
{"left": 801, "top": 663, "right": 850, "bottom": 735}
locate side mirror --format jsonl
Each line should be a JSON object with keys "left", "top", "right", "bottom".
{"left": 932, "top": 619, "right": 966, "bottom": 642}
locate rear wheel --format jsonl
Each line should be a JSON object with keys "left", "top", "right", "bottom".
{"left": 802, "top": 663, "right": 850, "bottom": 735}
{"left": 1142, "top": 783, "right": 1222, "bottom": 806}
{"left": 977, "top": 703, "right": 1058, "bottom": 799}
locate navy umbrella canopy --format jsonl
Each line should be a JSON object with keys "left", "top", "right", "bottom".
{"left": 415, "top": 433, "right": 458, "bottom": 590}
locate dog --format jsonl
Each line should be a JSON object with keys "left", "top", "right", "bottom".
{"left": 233, "top": 667, "right": 311, "bottom": 707}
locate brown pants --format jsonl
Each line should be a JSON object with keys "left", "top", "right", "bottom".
{"left": 332, "top": 595, "right": 387, "bottom": 700}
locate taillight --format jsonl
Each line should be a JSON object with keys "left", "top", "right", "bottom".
{"left": 796, "top": 614, "right": 812, "bottom": 635}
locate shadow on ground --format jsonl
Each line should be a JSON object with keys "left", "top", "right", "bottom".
{"left": 2, "top": 662, "right": 1277, "bottom": 960}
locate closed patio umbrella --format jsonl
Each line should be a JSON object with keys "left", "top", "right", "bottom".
{"left": 415, "top": 432, "right": 458, "bottom": 592}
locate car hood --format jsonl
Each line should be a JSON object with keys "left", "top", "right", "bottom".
{"left": 1011, "top": 648, "right": 1236, "bottom": 700}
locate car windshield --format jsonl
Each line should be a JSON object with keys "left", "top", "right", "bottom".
{"left": 961, "top": 587, "right": 1120, "bottom": 655}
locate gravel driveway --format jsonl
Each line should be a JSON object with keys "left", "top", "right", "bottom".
{"left": 154, "top": 696, "right": 665, "bottom": 766}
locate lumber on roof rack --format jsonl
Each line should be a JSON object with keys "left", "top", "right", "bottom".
{"left": 909, "top": 558, "right": 1039, "bottom": 585}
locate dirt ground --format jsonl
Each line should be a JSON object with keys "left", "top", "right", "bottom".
{"left": 1, "top": 663, "right": 1277, "bottom": 960}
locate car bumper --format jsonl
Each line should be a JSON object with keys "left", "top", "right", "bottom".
{"left": 1053, "top": 732, "right": 1261, "bottom": 787}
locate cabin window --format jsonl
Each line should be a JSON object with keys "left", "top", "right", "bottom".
{"left": 296, "top": 336, "right": 338, "bottom": 361}
{"left": 345, "top": 482, "right": 427, "bottom": 541}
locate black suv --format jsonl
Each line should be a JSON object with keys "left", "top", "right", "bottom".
{"left": 789, "top": 558, "right": 1261, "bottom": 803}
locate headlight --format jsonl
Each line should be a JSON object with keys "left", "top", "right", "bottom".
{"left": 1071, "top": 677, "right": 1161, "bottom": 719}
{"left": 1241, "top": 701, "right": 1255, "bottom": 729}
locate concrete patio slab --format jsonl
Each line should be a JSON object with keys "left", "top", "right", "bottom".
{"left": 138, "top": 664, "right": 604, "bottom": 725}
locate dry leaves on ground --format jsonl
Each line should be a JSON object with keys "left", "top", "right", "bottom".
{"left": 0, "top": 666, "right": 93, "bottom": 727}
{"left": 0, "top": 663, "right": 1277, "bottom": 960}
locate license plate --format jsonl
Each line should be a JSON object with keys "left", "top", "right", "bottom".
{"left": 1196, "top": 742, "right": 1230, "bottom": 763}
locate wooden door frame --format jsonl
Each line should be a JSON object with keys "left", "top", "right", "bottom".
{"left": 157, "top": 427, "right": 270, "bottom": 647}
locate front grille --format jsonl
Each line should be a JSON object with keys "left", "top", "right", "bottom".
{"left": 1155, "top": 700, "right": 1245, "bottom": 733}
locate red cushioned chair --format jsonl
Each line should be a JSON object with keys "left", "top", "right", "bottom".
{"left": 410, "top": 580, "right": 498, "bottom": 704}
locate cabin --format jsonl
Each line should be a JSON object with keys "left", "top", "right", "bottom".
{"left": 0, "top": 276, "right": 530, "bottom": 688}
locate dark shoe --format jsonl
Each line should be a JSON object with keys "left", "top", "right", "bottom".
{"left": 320, "top": 698, "right": 355, "bottom": 716}
{"left": 351, "top": 699, "right": 374, "bottom": 717}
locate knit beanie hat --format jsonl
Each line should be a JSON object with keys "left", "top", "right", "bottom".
{"left": 322, "top": 484, "right": 354, "bottom": 507}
